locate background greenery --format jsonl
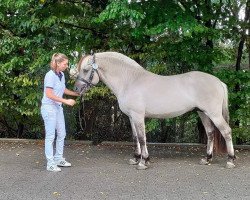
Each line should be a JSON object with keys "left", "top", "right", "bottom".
{"left": 0, "top": 0, "right": 249, "bottom": 144}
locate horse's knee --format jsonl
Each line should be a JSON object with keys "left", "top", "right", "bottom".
{"left": 132, "top": 135, "right": 138, "bottom": 141}
{"left": 138, "top": 135, "right": 146, "bottom": 145}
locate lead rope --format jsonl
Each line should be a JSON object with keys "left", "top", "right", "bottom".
{"left": 77, "top": 50, "right": 95, "bottom": 134}
{"left": 78, "top": 95, "right": 86, "bottom": 132}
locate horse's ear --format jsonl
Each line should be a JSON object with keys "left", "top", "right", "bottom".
{"left": 90, "top": 50, "right": 96, "bottom": 64}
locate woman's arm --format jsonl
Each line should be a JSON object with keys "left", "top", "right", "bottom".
{"left": 64, "top": 88, "right": 80, "bottom": 97}
{"left": 45, "top": 88, "right": 76, "bottom": 106}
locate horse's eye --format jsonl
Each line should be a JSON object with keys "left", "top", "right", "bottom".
{"left": 83, "top": 69, "right": 88, "bottom": 73}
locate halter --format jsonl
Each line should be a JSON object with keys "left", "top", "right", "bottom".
{"left": 76, "top": 52, "right": 99, "bottom": 132}
{"left": 76, "top": 53, "right": 99, "bottom": 94}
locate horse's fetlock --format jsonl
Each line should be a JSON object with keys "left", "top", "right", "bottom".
{"left": 144, "top": 156, "right": 150, "bottom": 163}
{"left": 228, "top": 154, "right": 236, "bottom": 161}
{"left": 207, "top": 154, "right": 213, "bottom": 162}
{"left": 134, "top": 154, "right": 141, "bottom": 160}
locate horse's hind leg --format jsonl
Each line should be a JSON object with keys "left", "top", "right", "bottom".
{"left": 128, "top": 118, "right": 141, "bottom": 165}
{"left": 198, "top": 111, "right": 215, "bottom": 165}
{"left": 208, "top": 114, "right": 235, "bottom": 168}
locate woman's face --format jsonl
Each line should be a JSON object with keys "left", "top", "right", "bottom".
{"left": 57, "top": 59, "right": 69, "bottom": 72}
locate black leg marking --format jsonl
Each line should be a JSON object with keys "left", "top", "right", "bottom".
{"left": 228, "top": 154, "right": 236, "bottom": 160}
{"left": 207, "top": 154, "right": 213, "bottom": 162}
{"left": 134, "top": 154, "right": 141, "bottom": 161}
{"left": 145, "top": 156, "right": 150, "bottom": 164}
{"left": 144, "top": 156, "right": 150, "bottom": 162}
{"left": 141, "top": 156, "right": 150, "bottom": 165}
{"left": 226, "top": 154, "right": 236, "bottom": 168}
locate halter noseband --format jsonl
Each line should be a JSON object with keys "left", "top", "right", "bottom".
{"left": 76, "top": 54, "right": 99, "bottom": 94}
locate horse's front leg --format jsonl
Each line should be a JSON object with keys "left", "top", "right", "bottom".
{"left": 133, "top": 118, "right": 149, "bottom": 170}
{"left": 128, "top": 119, "right": 141, "bottom": 165}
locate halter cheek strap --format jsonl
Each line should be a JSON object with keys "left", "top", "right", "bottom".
{"left": 76, "top": 54, "right": 100, "bottom": 92}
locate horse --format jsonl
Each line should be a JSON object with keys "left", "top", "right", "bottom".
{"left": 71, "top": 51, "right": 236, "bottom": 170}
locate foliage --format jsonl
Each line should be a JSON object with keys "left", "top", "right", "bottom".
{"left": 0, "top": 0, "right": 249, "bottom": 144}
{"left": 216, "top": 69, "right": 250, "bottom": 144}
{"left": 0, "top": 0, "right": 108, "bottom": 137}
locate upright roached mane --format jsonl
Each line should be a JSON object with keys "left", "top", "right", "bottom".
{"left": 72, "top": 52, "right": 236, "bottom": 170}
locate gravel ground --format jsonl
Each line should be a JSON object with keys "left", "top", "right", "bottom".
{"left": 0, "top": 140, "right": 249, "bottom": 200}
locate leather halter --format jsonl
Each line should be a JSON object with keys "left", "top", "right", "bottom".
{"left": 76, "top": 54, "right": 99, "bottom": 94}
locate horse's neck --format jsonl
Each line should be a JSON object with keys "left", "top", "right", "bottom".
{"left": 98, "top": 60, "right": 144, "bottom": 97}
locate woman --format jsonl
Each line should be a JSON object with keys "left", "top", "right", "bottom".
{"left": 41, "top": 53, "right": 79, "bottom": 172}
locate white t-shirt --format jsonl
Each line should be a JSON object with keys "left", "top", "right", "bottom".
{"left": 41, "top": 70, "right": 66, "bottom": 105}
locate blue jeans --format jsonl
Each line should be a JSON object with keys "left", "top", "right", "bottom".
{"left": 41, "top": 104, "right": 66, "bottom": 167}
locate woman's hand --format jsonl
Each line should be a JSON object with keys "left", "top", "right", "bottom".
{"left": 46, "top": 88, "right": 77, "bottom": 106}
{"left": 64, "top": 99, "right": 76, "bottom": 106}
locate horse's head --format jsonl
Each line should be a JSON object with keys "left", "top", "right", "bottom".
{"left": 72, "top": 55, "right": 100, "bottom": 95}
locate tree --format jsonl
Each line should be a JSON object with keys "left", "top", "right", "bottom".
{"left": 96, "top": 0, "right": 250, "bottom": 143}
{"left": 0, "top": 0, "right": 249, "bottom": 144}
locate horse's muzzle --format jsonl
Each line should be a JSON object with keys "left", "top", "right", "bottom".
{"left": 74, "top": 81, "right": 85, "bottom": 94}
{"left": 74, "top": 81, "right": 90, "bottom": 95}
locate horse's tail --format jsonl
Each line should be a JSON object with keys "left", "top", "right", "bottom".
{"left": 221, "top": 82, "right": 230, "bottom": 124}
{"left": 213, "top": 82, "right": 229, "bottom": 154}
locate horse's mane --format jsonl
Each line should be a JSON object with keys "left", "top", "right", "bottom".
{"left": 77, "top": 55, "right": 88, "bottom": 71}
{"left": 96, "top": 52, "right": 144, "bottom": 70}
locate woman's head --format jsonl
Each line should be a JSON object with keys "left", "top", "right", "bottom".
{"left": 50, "top": 53, "right": 69, "bottom": 72}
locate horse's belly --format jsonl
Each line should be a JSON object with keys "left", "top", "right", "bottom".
{"left": 145, "top": 104, "right": 194, "bottom": 119}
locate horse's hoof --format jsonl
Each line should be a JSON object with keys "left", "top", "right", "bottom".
{"left": 129, "top": 158, "right": 139, "bottom": 165}
{"left": 199, "top": 158, "right": 209, "bottom": 165}
{"left": 136, "top": 162, "right": 148, "bottom": 170}
{"left": 225, "top": 161, "right": 235, "bottom": 169}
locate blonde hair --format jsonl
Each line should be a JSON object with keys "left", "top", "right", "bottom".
{"left": 50, "top": 53, "right": 68, "bottom": 71}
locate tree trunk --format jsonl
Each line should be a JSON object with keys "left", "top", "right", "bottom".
{"left": 246, "top": 0, "right": 250, "bottom": 69}
{"left": 160, "top": 119, "right": 167, "bottom": 143}
{"left": 235, "top": 39, "right": 245, "bottom": 71}
{"left": 17, "top": 122, "right": 24, "bottom": 138}
{"left": 198, "top": 119, "right": 207, "bottom": 144}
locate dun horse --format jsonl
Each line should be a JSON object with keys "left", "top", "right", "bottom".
{"left": 71, "top": 52, "right": 236, "bottom": 170}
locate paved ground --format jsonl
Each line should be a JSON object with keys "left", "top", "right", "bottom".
{"left": 0, "top": 140, "right": 250, "bottom": 200}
